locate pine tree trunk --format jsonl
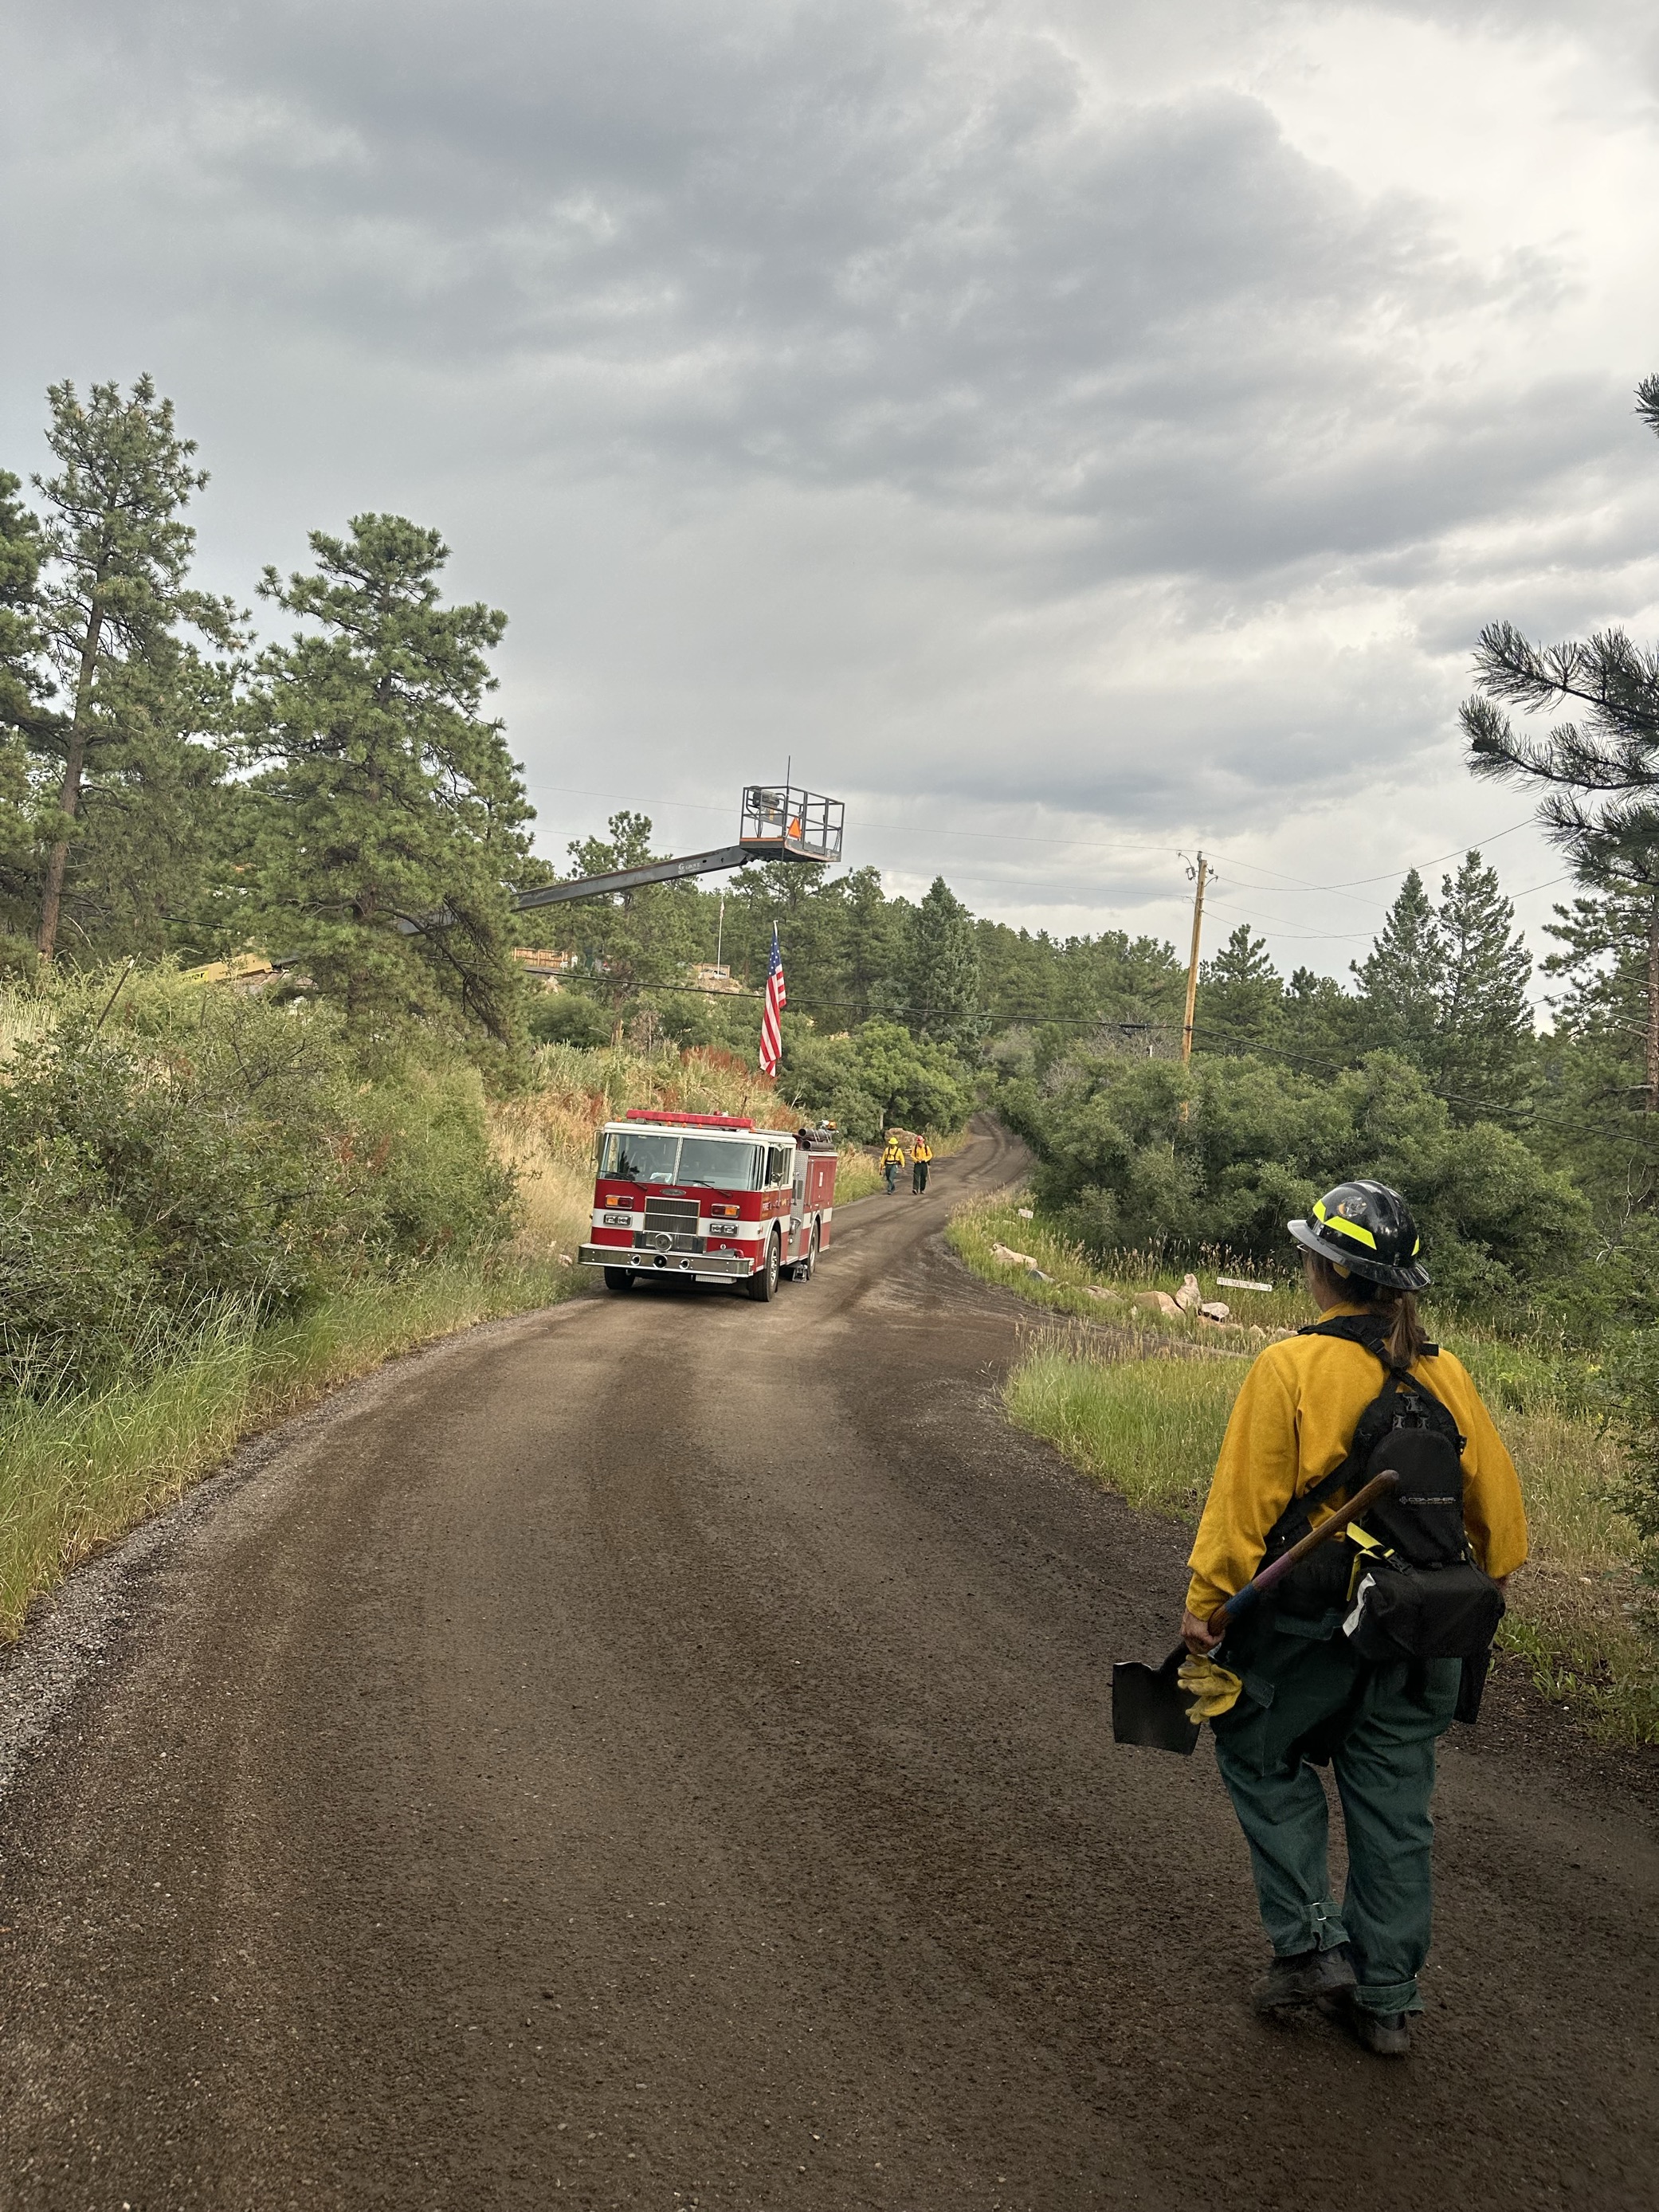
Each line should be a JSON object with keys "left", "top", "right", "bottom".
{"left": 36, "top": 605, "right": 104, "bottom": 963}
{"left": 1647, "top": 890, "right": 1659, "bottom": 1113}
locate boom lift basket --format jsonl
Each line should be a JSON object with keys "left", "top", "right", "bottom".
{"left": 739, "top": 786, "right": 843, "bottom": 864}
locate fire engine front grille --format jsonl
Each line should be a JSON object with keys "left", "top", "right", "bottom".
{"left": 637, "top": 1195, "right": 705, "bottom": 1254}
{"left": 641, "top": 1197, "right": 700, "bottom": 1232}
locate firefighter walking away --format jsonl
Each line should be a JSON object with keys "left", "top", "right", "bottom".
{"left": 1180, "top": 1179, "right": 1526, "bottom": 2057}
{"left": 881, "top": 1132, "right": 905, "bottom": 1194}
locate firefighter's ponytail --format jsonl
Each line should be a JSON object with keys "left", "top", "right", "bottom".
{"left": 1305, "top": 1256, "right": 1429, "bottom": 1371}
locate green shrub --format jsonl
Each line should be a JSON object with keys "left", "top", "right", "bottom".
{"left": 1002, "top": 1046, "right": 1590, "bottom": 1304}
{"left": 781, "top": 1018, "right": 974, "bottom": 1140}
{"left": 0, "top": 1134, "right": 153, "bottom": 1390}
{"left": 349, "top": 1065, "right": 516, "bottom": 1260}
{"left": 0, "top": 975, "right": 516, "bottom": 1394}
{"left": 527, "top": 990, "right": 614, "bottom": 1049}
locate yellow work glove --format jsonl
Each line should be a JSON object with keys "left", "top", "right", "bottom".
{"left": 1177, "top": 1654, "right": 1245, "bottom": 1722}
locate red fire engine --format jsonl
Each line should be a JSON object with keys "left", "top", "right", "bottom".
{"left": 579, "top": 1109, "right": 838, "bottom": 1300}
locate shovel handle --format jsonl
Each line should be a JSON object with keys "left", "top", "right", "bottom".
{"left": 1218, "top": 1470, "right": 1399, "bottom": 1623}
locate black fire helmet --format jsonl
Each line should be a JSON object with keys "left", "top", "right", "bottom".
{"left": 1287, "top": 1179, "right": 1430, "bottom": 1292}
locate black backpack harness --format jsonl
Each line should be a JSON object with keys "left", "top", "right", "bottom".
{"left": 1260, "top": 1314, "right": 1506, "bottom": 1716}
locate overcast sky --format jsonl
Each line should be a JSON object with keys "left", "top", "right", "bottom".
{"left": 5, "top": 0, "right": 1658, "bottom": 983}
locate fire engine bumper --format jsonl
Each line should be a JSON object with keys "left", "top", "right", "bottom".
{"left": 578, "top": 1243, "right": 755, "bottom": 1280}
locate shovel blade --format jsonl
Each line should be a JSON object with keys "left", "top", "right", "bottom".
{"left": 1112, "top": 1646, "right": 1202, "bottom": 1755}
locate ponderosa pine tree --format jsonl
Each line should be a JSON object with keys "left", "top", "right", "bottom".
{"left": 1351, "top": 869, "right": 1445, "bottom": 1060}
{"left": 1543, "top": 839, "right": 1659, "bottom": 1115}
{"left": 909, "top": 876, "right": 982, "bottom": 1050}
{"left": 1196, "top": 924, "right": 1281, "bottom": 1054}
{"left": 30, "top": 378, "right": 239, "bottom": 963}
{"left": 1280, "top": 965, "right": 1365, "bottom": 1069}
{"left": 244, "top": 515, "right": 533, "bottom": 1043}
{"left": 1462, "top": 371, "right": 1659, "bottom": 1104}
{"left": 0, "top": 470, "right": 53, "bottom": 964}
{"left": 837, "top": 868, "right": 915, "bottom": 1026}
{"left": 1430, "top": 849, "right": 1533, "bottom": 1112}
{"left": 0, "top": 469, "right": 47, "bottom": 739}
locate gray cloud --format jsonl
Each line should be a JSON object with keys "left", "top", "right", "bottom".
{"left": 2, "top": 0, "right": 1657, "bottom": 977}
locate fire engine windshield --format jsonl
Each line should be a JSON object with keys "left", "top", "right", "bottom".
{"left": 599, "top": 1129, "right": 682, "bottom": 1184}
{"left": 676, "top": 1136, "right": 763, "bottom": 1189}
{"left": 598, "top": 1130, "right": 767, "bottom": 1188}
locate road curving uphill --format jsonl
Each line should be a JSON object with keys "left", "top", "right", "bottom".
{"left": 0, "top": 1120, "right": 1653, "bottom": 2209}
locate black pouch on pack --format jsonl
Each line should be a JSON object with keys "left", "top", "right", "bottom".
{"left": 1261, "top": 1512, "right": 1353, "bottom": 1618}
{"left": 1343, "top": 1554, "right": 1506, "bottom": 1662}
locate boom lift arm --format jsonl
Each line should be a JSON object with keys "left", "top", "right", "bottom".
{"left": 512, "top": 784, "right": 843, "bottom": 910}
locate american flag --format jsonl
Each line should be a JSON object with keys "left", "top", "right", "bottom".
{"left": 759, "top": 924, "right": 786, "bottom": 1075}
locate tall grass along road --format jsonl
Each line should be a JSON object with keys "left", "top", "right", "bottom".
{"left": 0, "top": 1122, "right": 1653, "bottom": 2208}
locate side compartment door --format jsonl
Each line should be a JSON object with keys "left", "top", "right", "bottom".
{"left": 790, "top": 1145, "right": 808, "bottom": 1258}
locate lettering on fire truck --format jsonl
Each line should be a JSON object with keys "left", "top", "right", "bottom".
{"left": 577, "top": 1108, "right": 838, "bottom": 1296}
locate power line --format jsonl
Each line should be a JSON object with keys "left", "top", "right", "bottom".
{"left": 1205, "top": 817, "right": 1538, "bottom": 896}
{"left": 1201, "top": 895, "right": 1378, "bottom": 943}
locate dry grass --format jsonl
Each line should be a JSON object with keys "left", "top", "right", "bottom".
{"left": 487, "top": 1100, "right": 601, "bottom": 1271}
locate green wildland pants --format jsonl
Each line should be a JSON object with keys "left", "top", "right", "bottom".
{"left": 1210, "top": 1616, "right": 1461, "bottom": 2015}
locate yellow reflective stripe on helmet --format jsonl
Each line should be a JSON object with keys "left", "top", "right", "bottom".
{"left": 1313, "top": 1198, "right": 1378, "bottom": 1250}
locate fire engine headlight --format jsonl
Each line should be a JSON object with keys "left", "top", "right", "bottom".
{"left": 601, "top": 1210, "right": 633, "bottom": 1226}
{"left": 708, "top": 1204, "right": 741, "bottom": 1220}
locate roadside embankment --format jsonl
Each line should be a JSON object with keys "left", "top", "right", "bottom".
{"left": 951, "top": 1190, "right": 1657, "bottom": 1747}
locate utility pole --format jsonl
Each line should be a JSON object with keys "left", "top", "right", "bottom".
{"left": 1181, "top": 853, "right": 1208, "bottom": 1063}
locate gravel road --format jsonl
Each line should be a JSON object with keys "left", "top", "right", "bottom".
{"left": 0, "top": 1120, "right": 1653, "bottom": 2211}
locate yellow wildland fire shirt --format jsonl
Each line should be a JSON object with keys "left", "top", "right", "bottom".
{"left": 1185, "top": 1304, "right": 1528, "bottom": 1622}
